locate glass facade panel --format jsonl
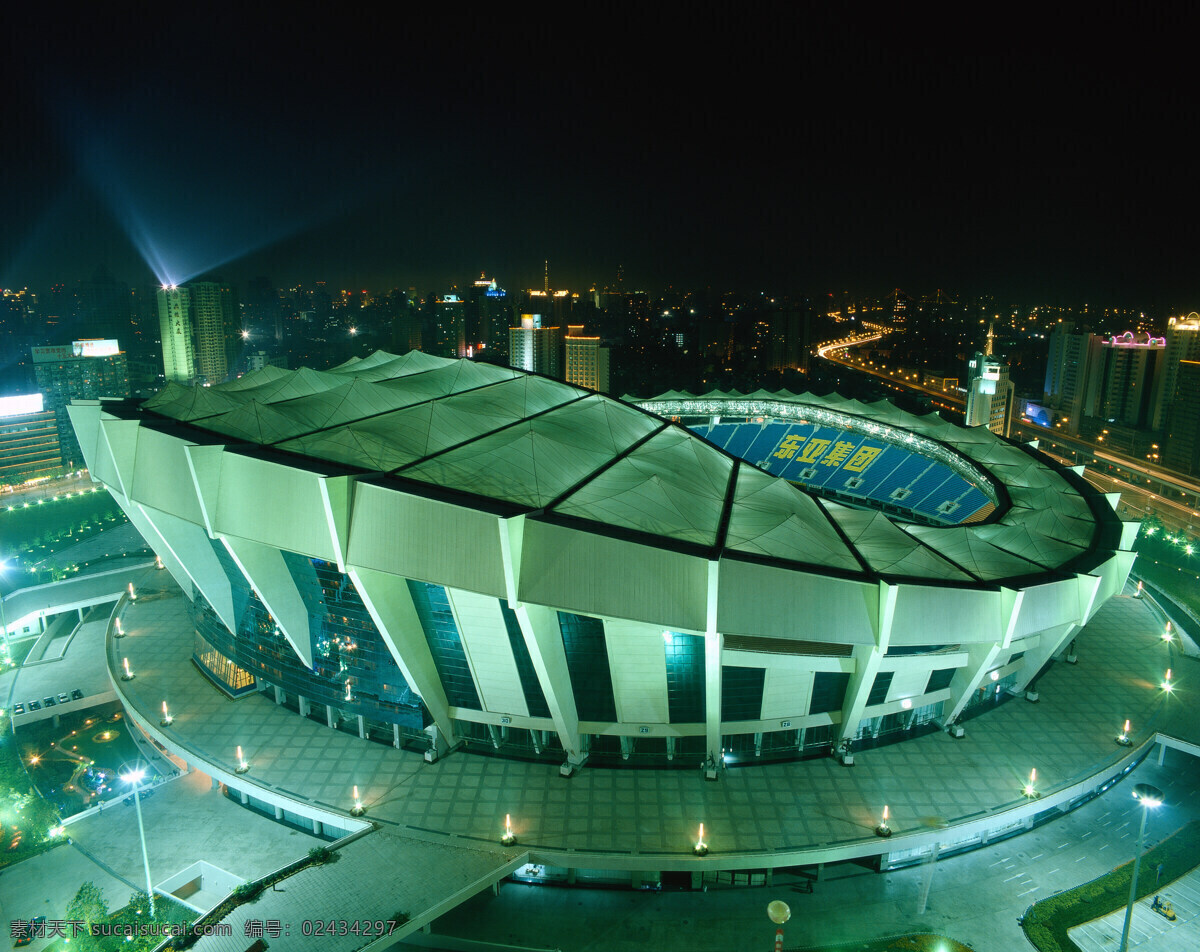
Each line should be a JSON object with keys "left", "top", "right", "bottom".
{"left": 407, "top": 581, "right": 482, "bottom": 711}
{"left": 866, "top": 670, "right": 894, "bottom": 706}
{"left": 925, "top": 667, "right": 957, "bottom": 694}
{"left": 664, "top": 632, "right": 705, "bottom": 724}
{"left": 499, "top": 601, "right": 551, "bottom": 718}
{"left": 192, "top": 631, "right": 256, "bottom": 696}
{"left": 809, "top": 671, "right": 851, "bottom": 714}
{"left": 557, "top": 611, "right": 617, "bottom": 722}
{"left": 193, "top": 540, "right": 425, "bottom": 729}
{"left": 720, "top": 665, "right": 765, "bottom": 721}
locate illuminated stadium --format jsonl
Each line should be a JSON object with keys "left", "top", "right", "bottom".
{"left": 68, "top": 352, "right": 1136, "bottom": 775}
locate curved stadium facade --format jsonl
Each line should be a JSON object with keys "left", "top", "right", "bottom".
{"left": 68, "top": 351, "right": 1137, "bottom": 774}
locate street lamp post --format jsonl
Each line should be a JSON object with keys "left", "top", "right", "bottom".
{"left": 767, "top": 900, "right": 790, "bottom": 952}
{"left": 0, "top": 557, "right": 12, "bottom": 655}
{"left": 1118, "top": 783, "right": 1164, "bottom": 952}
{"left": 120, "top": 766, "right": 156, "bottom": 917}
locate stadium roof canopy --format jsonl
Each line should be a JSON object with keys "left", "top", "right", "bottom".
{"left": 128, "top": 351, "right": 1122, "bottom": 588}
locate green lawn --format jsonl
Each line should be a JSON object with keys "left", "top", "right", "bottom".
{"left": 0, "top": 489, "right": 128, "bottom": 591}
{"left": 0, "top": 713, "right": 64, "bottom": 870}
{"left": 1022, "top": 819, "right": 1200, "bottom": 952}
{"left": 791, "top": 936, "right": 972, "bottom": 952}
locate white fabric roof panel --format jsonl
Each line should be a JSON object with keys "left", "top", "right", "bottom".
{"left": 132, "top": 354, "right": 1124, "bottom": 587}
{"left": 552, "top": 425, "right": 734, "bottom": 546}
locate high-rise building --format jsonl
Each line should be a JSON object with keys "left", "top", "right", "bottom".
{"left": 189, "top": 280, "right": 239, "bottom": 384}
{"left": 965, "top": 326, "right": 1013, "bottom": 437}
{"left": 433, "top": 295, "right": 466, "bottom": 358}
{"left": 509, "top": 314, "right": 563, "bottom": 377}
{"left": 1087, "top": 331, "right": 1164, "bottom": 428}
{"left": 157, "top": 286, "right": 196, "bottom": 383}
{"left": 31, "top": 340, "right": 130, "bottom": 469}
{"left": 1150, "top": 313, "right": 1200, "bottom": 431}
{"left": 1165, "top": 359, "right": 1200, "bottom": 475}
{"left": 564, "top": 326, "right": 610, "bottom": 392}
{"left": 0, "top": 394, "right": 61, "bottom": 487}
{"left": 1043, "top": 321, "right": 1102, "bottom": 434}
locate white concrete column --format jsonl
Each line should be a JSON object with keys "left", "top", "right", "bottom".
{"left": 514, "top": 603, "right": 584, "bottom": 768}
{"left": 347, "top": 566, "right": 459, "bottom": 747}
{"left": 221, "top": 535, "right": 314, "bottom": 668}
{"left": 838, "top": 582, "right": 897, "bottom": 744}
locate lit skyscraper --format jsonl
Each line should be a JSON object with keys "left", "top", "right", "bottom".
{"left": 965, "top": 324, "right": 1013, "bottom": 437}
{"left": 565, "top": 325, "right": 610, "bottom": 392}
{"left": 157, "top": 286, "right": 196, "bottom": 383}
{"left": 188, "top": 280, "right": 239, "bottom": 384}
{"left": 1150, "top": 312, "right": 1200, "bottom": 431}
{"left": 509, "top": 314, "right": 563, "bottom": 377}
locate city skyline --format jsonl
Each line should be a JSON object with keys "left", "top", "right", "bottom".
{"left": 2, "top": 12, "right": 1199, "bottom": 303}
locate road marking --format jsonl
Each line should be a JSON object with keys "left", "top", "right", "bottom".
{"left": 1004, "top": 873, "right": 1027, "bottom": 883}
{"left": 1099, "top": 844, "right": 1109, "bottom": 851}
{"left": 1018, "top": 887, "right": 1039, "bottom": 897}
{"left": 1031, "top": 853, "right": 1044, "bottom": 860}
{"left": 1075, "top": 856, "right": 1086, "bottom": 863}
{"left": 1058, "top": 843, "right": 1070, "bottom": 850}
{"left": 1047, "top": 868, "right": 1060, "bottom": 875}
{"left": 1081, "top": 831, "right": 1094, "bottom": 838}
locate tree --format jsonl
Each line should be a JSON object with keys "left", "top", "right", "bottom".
{"left": 66, "top": 881, "right": 108, "bottom": 951}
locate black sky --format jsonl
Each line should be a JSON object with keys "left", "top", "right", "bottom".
{"left": 3, "top": 9, "right": 1199, "bottom": 304}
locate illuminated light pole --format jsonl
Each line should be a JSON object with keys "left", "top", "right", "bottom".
{"left": 114, "top": 617, "right": 124, "bottom": 638}
{"left": 1023, "top": 768, "right": 1039, "bottom": 799}
{"left": 128, "top": 582, "right": 136, "bottom": 601}
{"left": 235, "top": 746, "right": 249, "bottom": 774}
{"left": 1116, "top": 719, "right": 1132, "bottom": 747}
{"left": 0, "top": 557, "right": 12, "bottom": 656}
{"left": 120, "top": 766, "right": 156, "bottom": 916}
{"left": 767, "top": 900, "right": 790, "bottom": 952}
{"left": 1119, "top": 784, "right": 1164, "bottom": 952}
{"left": 501, "top": 813, "right": 516, "bottom": 846}
{"left": 875, "top": 804, "right": 892, "bottom": 837}
{"left": 160, "top": 702, "right": 173, "bottom": 727}
{"left": 121, "top": 658, "right": 134, "bottom": 681}
{"left": 350, "top": 785, "right": 365, "bottom": 816}
{"left": 693, "top": 823, "right": 708, "bottom": 855}
{"left": 1162, "top": 669, "right": 1173, "bottom": 692}
{"left": 1162, "top": 622, "right": 1172, "bottom": 643}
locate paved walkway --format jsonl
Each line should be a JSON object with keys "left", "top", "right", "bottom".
{"left": 433, "top": 752, "right": 1200, "bottom": 952}
{"left": 1071, "top": 864, "right": 1200, "bottom": 952}
{"left": 113, "top": 569, "right": 1198, "bottom": 862}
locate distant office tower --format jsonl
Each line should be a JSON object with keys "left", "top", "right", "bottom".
{"left": 509, "top": 314, "right": 563, "bottom": 377}
{"left": 466, "top": 276, "right": 512, "bottom": 358}
{"left": 1150, "top": 313, "right": 1200, "bottom": 431}
{"left": 0, "top": 394, "right": 62, "bottom": 486}
{"left": 32, "top": 339, "right": 130, "bottom": 469}
{"left": 188, "top": 280, "right": 239, "bottom": 384}
{"left": 433, "top": 295, "right": 466, "bottom": 357}
{"left": 565, "top": 326, "right": 610, "bottom": 392}
{"left": 965, "top": 327, "right": 1013, "bottom": 437}
{"left": 246, "top": 351, "right": 288, "bottom": 372}
{"left": 157, "top": 285, "right": 196, "bottom": 383}
{"left": 1087, "top": 331, "right": 1164, "bottom": 427}
{"left": 1165, "top": 360, "right": 1200, "bottom": 475}
{"left": 1043, "top": 321, "right": 1101, "bottom": 434}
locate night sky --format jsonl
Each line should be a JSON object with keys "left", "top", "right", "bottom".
{"left": 3, "top": 10, "right": 1198, "bottom": 303}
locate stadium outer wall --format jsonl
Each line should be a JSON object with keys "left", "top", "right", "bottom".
{"left": 67, "top": 371, "right": 1136, "bottom": 777}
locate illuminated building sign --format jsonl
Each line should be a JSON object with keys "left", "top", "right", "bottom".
{"left": 73, "top": 339, "right": 120, "bottom": 357}
{"left": 1105, "top": 331, "right": 1165, "bottom": 348}
{"left": 31, "top": 339, "right": 121, "bottom": 362}
{"left": 0, "top": 393, "right": 45, "bottom": 418}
